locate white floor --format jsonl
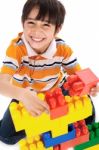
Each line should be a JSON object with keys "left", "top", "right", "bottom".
{"left": 0, "top": 95, "right": 99, "bottom": 150}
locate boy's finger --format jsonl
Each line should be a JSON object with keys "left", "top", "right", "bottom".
{"left": 45, "top": 109, "right": 50, "bottom": 114}
{"left": 30, "top": 108, "right": 43, "bottom": 117}
{"left": 96, "top": 84, "right": 99, "bottom": 92}
{"left": 30, "top": 111, "right": 38, "bottom": 117}
{"left": 38, "top": 100, "right": 50, "bottom": 111}
{"left": 90, "top": 91, "right": 97, "bottom": 97}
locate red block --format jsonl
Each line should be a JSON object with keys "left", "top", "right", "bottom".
{"left": 45, "top": 88, "right": 68, "bottom": 119}
{"left": 67, "top": 75, "right": 79, "bottom": 85}
{"left": 63, "top": 68, "right": 99, "bottom": 96}
{"left": 53, "top": 145, "right": 60, "bottom": 150}
{"left": 74, "top": 120, "right": 89, "bottom": 138}
{"left": 75, "top": 68, "right": 99, "bottom": 95}
{"left": 72, "top": 81, "right": 84, "bottom": 91}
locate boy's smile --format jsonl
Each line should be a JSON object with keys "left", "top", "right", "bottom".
{"left": 22, "top": 7, "right": 59, "bottom": 54}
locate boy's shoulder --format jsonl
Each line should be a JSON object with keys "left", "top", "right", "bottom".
{"left": 55, "top": 37, "right": 66, "bottom": 45}
{"left": 55, "top": 37, "right": 73, "bottom": 54}
{"left": 55, "top": 37, "right": 70, "bottom": 48}
{"left": 11, "top": 33, "right": 24, "bottom": 47}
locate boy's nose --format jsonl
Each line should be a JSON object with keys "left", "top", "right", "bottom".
{"left": 32, "top": 28, "right": 43, "bottom": 37}
{"left": 33, "top": 25, "right": 43, "bottom": 33}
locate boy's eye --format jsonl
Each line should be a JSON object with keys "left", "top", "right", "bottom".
{"left": 28, "top": 21, "right": 35, "bottom": 25}
{"left": 43, "top": 23, "right": 50, "bottom": 27}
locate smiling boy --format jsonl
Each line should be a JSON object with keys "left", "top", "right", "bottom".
{"left": 0, "top": 0, "right": 98, "bottom": 145}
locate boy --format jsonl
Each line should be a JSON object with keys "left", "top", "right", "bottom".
{"left": 0, "top": 0, "right": 98, "bottom": 145}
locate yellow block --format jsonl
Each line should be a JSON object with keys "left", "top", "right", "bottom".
{"left": 64, "top": 95, "right": 92, "bottom": 124}
{"left": 19, "top": 136, "right": 53, "bottom": 150}
{"left": 85, "top": 144, "right": 99, "bottom": 150}
{"left": 9, "top": 102, "right": 24, "bottom": 131}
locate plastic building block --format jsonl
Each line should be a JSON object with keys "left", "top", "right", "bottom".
{"left": 85, "top": 144, "right": 99, "bottom": 150}
{"left": 74, "top": 120, "right": 89, "bottom": 138}
{"left": 19, "top": 135, "right": 53, "bottom": 150}
{"left": 60, "top": 131, "right": 89, "bottom": 150}
{"left": 63, "top": 68, "right": 99, "bottom": 96}
{"left": 63, "top": 95, "right": 92, "bottom": 124}
{"left": 45, "top": 88, "right": 68, "bottom": 119}
{"left": 74, "top": 122, "right": 99, "bottom": 150}
{"left": 63, "top": 74, "right": 84, "bottom": 96}
{"left": 53, "top": 145, "right": 60, "bottom": 150}
{"left": 60, "top": 120, "right": 89, "bottom": 150}
{"left": 42, "top": 124, "right": 75, "bottom": 148}
{"left": 9, "top": 102, "right": 24, "bottom": 131}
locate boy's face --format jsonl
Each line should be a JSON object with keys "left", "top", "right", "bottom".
{"left": 23, "top": 7, "right": 60, "bottom": 54}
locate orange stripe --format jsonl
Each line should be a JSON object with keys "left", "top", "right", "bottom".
{"left": 15, "top": 66, "right": 60, "bottom": 79}
{"left": 0, "top": 66, "right": 16, "bottom": 75}
{"left": 55, "top": 45, "right": 73, "bottom": 58}
{"left": 31, "top": 82, "right": 47, "bottom": 91}
{"left": 12, "top": 78, "right": 30, "bottom": 88}
{"left": 65, "top": 64, "right": 81, "bottom": 75}
{"left": 31, "top": 67, "right": 60, "bottom": 78}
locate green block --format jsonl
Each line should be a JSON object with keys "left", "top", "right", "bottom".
{"left": 74, "top": 137, "right": 99, "bottom": 150}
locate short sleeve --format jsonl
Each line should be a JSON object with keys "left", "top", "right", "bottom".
{"left": 62, "top": 46, "right": 81, "bottom": 75}
{"left": 0, "top": 42, "right": 22, "bottom": 75}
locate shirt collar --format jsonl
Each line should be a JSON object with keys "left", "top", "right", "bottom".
{"left": 21, "top": 34, "right": 56, "bottom": 59}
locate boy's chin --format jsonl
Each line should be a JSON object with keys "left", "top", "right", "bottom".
{"left": 31, "top": 47, "right": 45, "bottom": 54}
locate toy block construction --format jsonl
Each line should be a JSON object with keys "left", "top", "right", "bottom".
{"left": 9, "top": 68, "right": 99, "bottom": 150}
{"left": 9, "top": 95, "right": 93, "bottom": 150}
{"left": 10, "top": 95, "right": 92, "bottom": 138}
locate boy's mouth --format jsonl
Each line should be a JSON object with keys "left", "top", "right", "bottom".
{"left": 31, "top": 37, "right": 45, "bottom": 42}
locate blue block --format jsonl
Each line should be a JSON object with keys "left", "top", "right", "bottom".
{"left": 42, "top": 124, "right": 76, "bottom": 148}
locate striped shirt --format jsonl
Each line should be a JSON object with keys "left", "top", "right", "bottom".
{"left": 0, "top": 32, "right": 81, "bottom": 92}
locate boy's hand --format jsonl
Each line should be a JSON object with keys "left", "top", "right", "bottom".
{"left": 89, "top": 83, "right": 99, "bottom": 96}
{"left": 21, "top": 89, "right": 50, "bottom": 117}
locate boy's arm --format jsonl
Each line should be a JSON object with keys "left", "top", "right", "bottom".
{"left": 0, "top": 73, "right": 49, "bottom": 116}
{"left": 0, "top": 73, "right": 25, "bottom": 100}
{"left": 64, "top": 63, "right": 81, "bottom": 75}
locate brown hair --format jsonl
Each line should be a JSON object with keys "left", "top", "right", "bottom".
{"left": 21, "top": 0, "right": 66, "bottom": 30}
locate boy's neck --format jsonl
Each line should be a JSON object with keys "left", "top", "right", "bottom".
{"left": 21, "top": 34, "right": 57, "bottom": 59}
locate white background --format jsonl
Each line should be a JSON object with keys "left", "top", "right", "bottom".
{"left": 0, "top": 0, "right": 99, "bottom": 150}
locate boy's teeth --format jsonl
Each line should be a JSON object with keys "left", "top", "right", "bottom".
{"left": 32, "top": 38, "right": 43, "bottom": 42}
